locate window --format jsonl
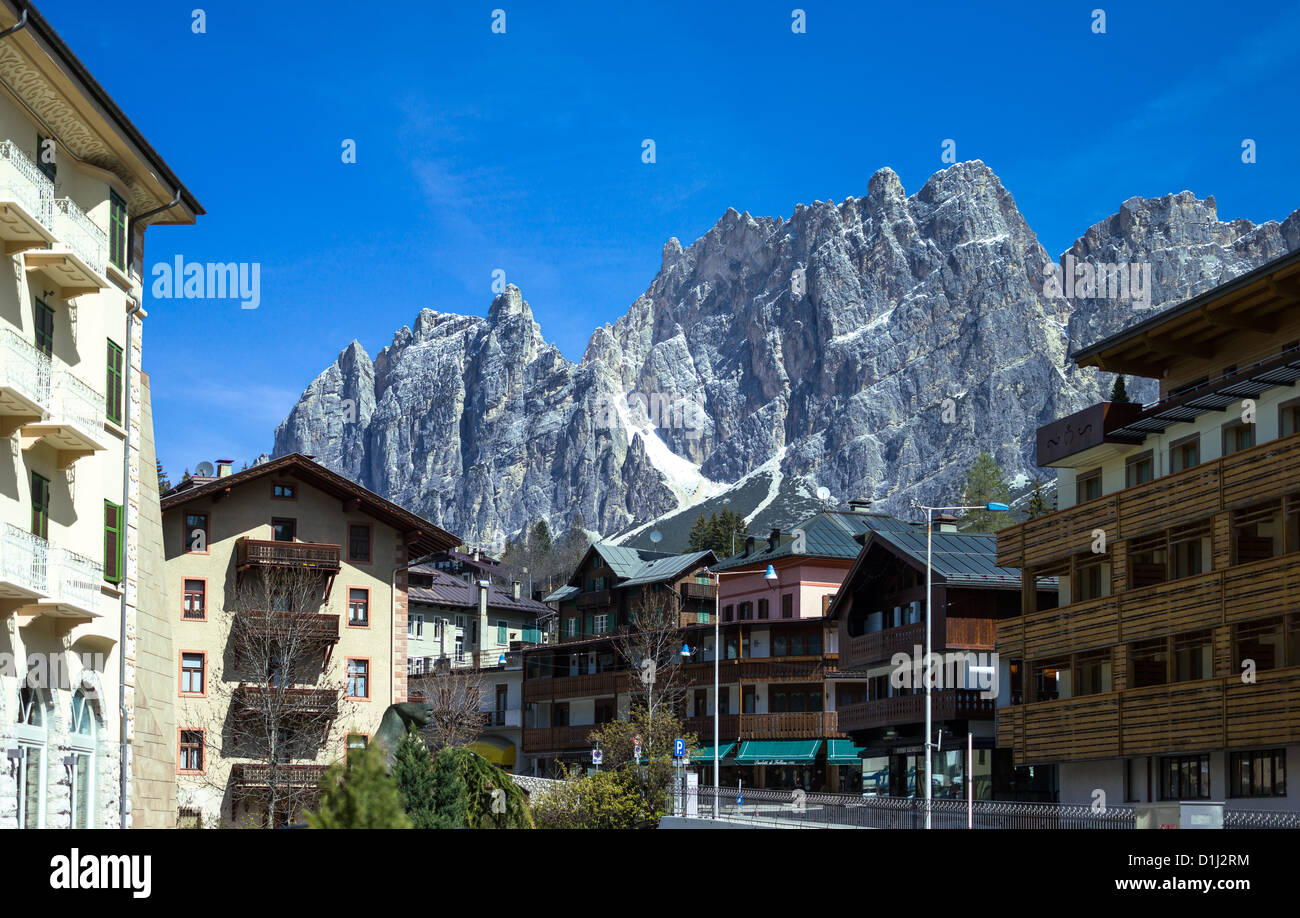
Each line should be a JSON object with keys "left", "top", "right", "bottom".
{"left": 346, "top": 733, "right": 368, "bottom": 763}
{"left": 1281, "top": 400, "right": 1300, "bottom": 438}
{"left": 179, "top": 730, "right": 204, "bottom": 773}
{"left": 177, "top": 808, "right": 203, "bottom": 830}
{"left": 1235, "top": 617, "right": 1284, "bottom": 671}
{"left": 16, "top": 688, "right": 47, "bottom": 829}
{"left": 348, "top": 588, "right": 370, "bottom": 627}
{"left": 271, "top": 517, "right": 296, "bottom": 542}
{"left": 1130, "top": 638, "right": 1168, "bottom": 688}
{"left": 1229, "top": 749, "right": 1286, "bottom": 798}
{"left": 105, "top": 339, "right": 124, "bottom": 425}
{"left": 1076, "top": 468, "right": 1102, "bottom": 504}
{"left": 408, "top": 613, "right": 423, "bottom": 638}
{"left": 104, "top": 501, "right": 123, "bottom": 584}
{"left": 109, "top": 189, "right": 127, "bottom": 271}
{"left": 1172, "top": 630, "right": 1213, "bottom": 682}
{"left": 723, "top": 604, "right": 733, "bottom": 622}
{"left": 1169, "top": 435, "right": 1200, "bottom": 473}
{"left": 183, "top": 579, "right": 206, "bottom": 620}
{"left": 348, "top": 523, "right": 372, "bottom": 563}
{"left": 34, "top": 300, "right": 54, "bottom": 357}
{"left": 272, "top": 482, "right": 297, "bottom": 500}
{"left": 36, "top": 133, "right": 55, "bottom": 181}
{"left": 1222, "top": 421, "right": 1255, "bottom": 456}
{"left": 30, "top": 472, "right": 49, "bottom": 539}
{"left": 1074, "top": 650, "right": 1112, "bottom": 696}
{"left": 180, "top": 652, "right": 206, "bottom": 696}
{"left": 1125, "top": 451, "right": 1154, "bottom": 487}
{"left": 1075, "top": 559, "right": 1106, "bottom": 601}
{"left": 781, "top": 593, "right": 793, "bottom": 618}
{"left": 347, "top": 659, "right": 370, "bottom": 699}
{"left": 758, "top": 598, "right": 769, "bottom": 619}
{"left": 1033, "top": 660, "right": 1068, "bottom": 701}
{"left": 184, "top": 512, "right": 208, "bottom": 553}
{"left": 1159, "top": 754, "right": 1210, "bottom": 800}
{"left": 1171, "top": 534, "right": 1204, "bottom": 578}
{"left": 594, "top": 613, "right": 609, "bottom": 634}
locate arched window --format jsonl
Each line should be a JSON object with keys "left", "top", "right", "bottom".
{"left": 69, "top": 689, "right": 98, "bottom": 828}
{"left": 15, "top": 687, "right": 47, "bottom": 829}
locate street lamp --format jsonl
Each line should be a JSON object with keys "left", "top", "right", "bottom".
{"left": 702, "top": 562, "right": 779, "bottom": 818}
{"left": 912, "top": 500, "right": 1009, "bottom": 829}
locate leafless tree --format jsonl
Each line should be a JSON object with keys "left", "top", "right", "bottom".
{"left": 613, "top": 586, "right": 689, "bottom": 758}
{"left": 183, "top": 565, "right": 353, "bottom": 828}
{"left": 409, "top": 665, "right": 484, "bottom": 752}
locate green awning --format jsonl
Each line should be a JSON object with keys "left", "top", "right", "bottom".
{"left": 826, "top": 739, "right": 866, "bottom": 765}
{"left": 689, "top": 743, "right": 734, "bottom": 763}
{"left": 735, "top": 740, "right": 823, "bottom": 765}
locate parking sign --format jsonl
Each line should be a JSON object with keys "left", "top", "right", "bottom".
{"left": 674, "top": 738, "right": 685, "bottom": 758}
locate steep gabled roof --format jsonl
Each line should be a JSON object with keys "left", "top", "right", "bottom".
{"left": 160, "top": 453, "right": 459, "bottom": 557}
{"left": 710, "top": 510, "right": 914, "bottom": 571}
{"left": 410, "top": 570, "right": 549, "bottom": 616}
{"left": 563, "top": 542, "right": 715, "bottom": 590}
{"left": 617, "top": 550, "right": 714, "bottom": 588}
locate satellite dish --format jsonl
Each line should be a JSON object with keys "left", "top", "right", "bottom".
{"left": 195, "top": 461, "right": 215, "bottom": 478}
{"left": 649, "top": 530, "right": 663, "bottom": 544}
{"left": 816, "top": 486, "right": 831, "bottom": 502}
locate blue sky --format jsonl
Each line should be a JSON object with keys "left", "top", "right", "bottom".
{"left": 42, "top": 0, "right": 1300, "bottom": 479}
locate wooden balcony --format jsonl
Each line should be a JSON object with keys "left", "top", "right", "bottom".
{"left": 236, "top": 537, "right": 341, "bottom": 573}
{"left": 522, "top": 671, "right": 628, "bottom": 703}
{"left": 231, "top": 684, "right": 340, "bottom": 721}
{"left": 998, "top": 429, "right": 1300, "bottom": 569}
{"left": 681, "top": 582, "right": 715, "bottom": 601}
{"left": 838, "top": 689, "right": 995, "bottom": 733}
{"left": 998, "top": 666, "right": 1300, "bottom": 765}
{"left": 575, "top": 589, "right": 611, "bottom": 610}
{"left": 683, "top": 712, "right": 841, "bottom": 741}
{"left": 522, "top": 723, "right": 604, "bottom": 753}
{"left": 230, "top": 762, "right": 329, "bottom": 793}
{"left": 233, "top": 610, "right": 340, "bottom": 644}
{"left": 840, "top": 618, "right": 994, "bottom": 671}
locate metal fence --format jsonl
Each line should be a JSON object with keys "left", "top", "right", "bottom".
{"left": 1223, "top": 808, "right": 1300, "bottom": 829}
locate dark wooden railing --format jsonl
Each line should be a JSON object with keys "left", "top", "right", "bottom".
{"left": 576, "top": 589, "right": 611, "bottom": 609}
{"left": 838, "top": 689, "right": 995, "bottom": 733}
{"left": 236, "top": 537, "right": 341, "bottom": 572}
{"left": 231, "top": 684, "right": 340, "bottom": 719}
{"left": 233, "top": 610, "right": 340, "bottom": 644}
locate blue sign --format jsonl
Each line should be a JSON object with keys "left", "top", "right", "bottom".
{"left": 673, "top": 738, "right": 685, "bottom": 758}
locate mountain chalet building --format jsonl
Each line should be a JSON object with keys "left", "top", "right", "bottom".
{"left": 996, "top": 249, "right": 1300, "bottom": 812}
{"left": 828, "top": 521, "right": 1057, "bottom": 800}
{"left": 0, "top": 0, "right": 202, "bottom": 828}
{"left": 160, "top": 453, "right": 458, "bottom": 826}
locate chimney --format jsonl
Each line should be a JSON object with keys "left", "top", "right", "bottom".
{"left": 216, "top": 459, "right": 234, "bottom": 478}
{"left": 768, "top": 528, "right": 781, "bottom": 551}
{"left": 512, "top": 580, "right": 521, "bottom": 601}
{"left": 743, "top": 536, "right": 755, "bottom": 557}
{"left": 477, "top": 580, "right": 490, "bottom": 653}
{"left": 936, "top": 513, "right": 959, "bottom": 533}
{"left": 847, "top": 496, "right": 872, "bottom": 512}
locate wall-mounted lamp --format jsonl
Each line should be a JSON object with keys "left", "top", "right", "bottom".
{"left": 6, "top": 747, "right": 22, "bottom": 775}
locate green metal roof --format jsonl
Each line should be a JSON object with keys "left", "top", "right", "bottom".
{"left": 542, "top": 584, "right": 579, "bottom": 603}
{"left": 734, "top": 740, "right": 823, "bottom": 764}
{"left": 711, "top": 510, "right": 915, "bottom": 572}
{"left": 826, "top": 739, "right": 866, "bottom": 765}
{"left": 590, "top": 542, "right": 675, "bottom": 579}
{"left": 868, "top": 529, "right": 1021, "bottom": 586}
{"left": 617, "top": 550, "right": 713, "bottom": 588}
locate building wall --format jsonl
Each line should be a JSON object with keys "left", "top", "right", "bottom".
{"left": 164, "top": 478, "right": 405, "bottom": 825}
{"left": 130, "top": 373, "right": 175, "bottom": 827}
{"left": 0, "top": 86, "right": 146, "bottom": 829}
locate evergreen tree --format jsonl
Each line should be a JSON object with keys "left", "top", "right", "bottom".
{"left": 532, "top": 519, "right": 553, "bottom": 555}
{"left": 306, "top": 742, "right": 412, "bottom": 829}
{"left": 1026, "top": 477, "right": 1054, "bottom": 520}
{"left": 1109, "top": 375, "right": 1131, "bottom": 404}
{"left": 687, "top": 514, "right": 713, "bottom": 553}
{"left": 959, "top": 451, "right": 1013, "bottom": 532}
{"left": 392, "top": 728, "right": 442, "bottom": 829}
{"left": 155, "top": 460, "right": 171, "bottom": 494}
{"left": 432, "top": 747, "right": 531, "bottom": 828}
{"left": 712, "top": 508, "right": 748, "bottom": 557}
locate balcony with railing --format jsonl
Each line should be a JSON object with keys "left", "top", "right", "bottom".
{"left": 575, "top": 588, "right": 611, "bottom": 610}
{"left": 34, "top": 546, "right": 103, "bottom": 619}
{"left": 232, "top": 609, "right": 340, "bottom": 645}
{"left": 522, "top": 723, "right": 603, "bottom": 753}
{"left": 481, "top": 708, "right": 522, "bottom": 728}
{"left": 0, "top": 329, "right": 51, "bottom": 432}
{"left": 682, "top": 712, "right": 842, "bottom": 741}
{"left": 25, "top": 196, "right": 110, "bottom": 297}
{"left": 838, "top": 689, "right": 995, "bottom": 733}
{"left": 0, "top": 140, "right": 55, "bottom": 253}
{"left": 231, "top": 684, "right": 340, "bottom": 721}
{"left": 20, "top": 368, "right": 108, "bottom": 464}
{"left": 230, "top": 762, "right": 330, "bottom": 798}
{"left": 236, "top": 537, "right": 342, "bottom": 573}
{"left": 0, "top": 523, "right": 48, "bottom": 600}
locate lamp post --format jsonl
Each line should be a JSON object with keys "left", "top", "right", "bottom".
{"left": 702, "top": 562, "right": 779, "bottom": 817}
{"left": 911, "top": 501, "right": 1009, "bottom": 829}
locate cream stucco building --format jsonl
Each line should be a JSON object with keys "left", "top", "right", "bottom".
{"left": 0, "top": 0, "right": 202, "bottom": 829}
{"left": 160, "top": 453, "right": 457, "bottom": 827}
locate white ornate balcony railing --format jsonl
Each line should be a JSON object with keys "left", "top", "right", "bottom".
{"left": 51, "top": 370, "right": 104, "bottom": 437}
{"left": 49, "top": 546, "right": 101, "bottom": 611}
{"left": 0, "top": 140, "right": 55, "bottom": 227}
{"left": 1, "top": 524, "right": 48, "bottom": 595}
{"left": 49, "top": 197, "right": 108, "bottom": 279}
{"left": 0, "top": 328, "right": 52, "bottom": 411}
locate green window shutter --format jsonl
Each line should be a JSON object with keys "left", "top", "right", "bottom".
{"left": 104, "top": 501, "right": 123, "bottom": 584}
{"left": 109, "top": 190, "right": 128, "bottom": 271}
{"left": 31, "top": 473, "right": 50, "bottom": 539}
{"left": 106, "top": 340, "right": 124, "bottom": 425}
{"left": 34, "top": 301, "right": 54, "bottom": 357}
